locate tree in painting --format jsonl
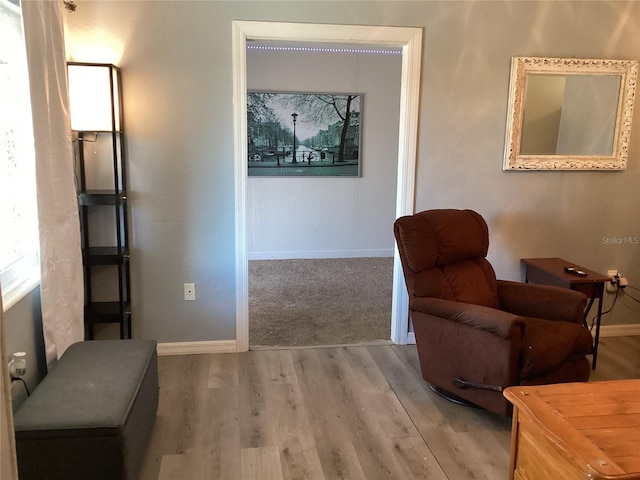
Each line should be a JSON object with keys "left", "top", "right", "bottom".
{"left": 286, "top": 94, "right": 359, "bottom": 163}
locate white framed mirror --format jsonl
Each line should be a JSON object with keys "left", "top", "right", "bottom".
{"left": 503, "top": 56, "right": 638, "bottom": 171}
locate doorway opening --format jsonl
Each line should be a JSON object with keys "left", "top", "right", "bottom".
{"left": 246, "top": 42, "right": 401, "bottom": 348}
{"left": 232, "top": 21, "right": 423, "bottom": 351}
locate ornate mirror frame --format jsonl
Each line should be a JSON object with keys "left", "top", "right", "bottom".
{"left": 503, "top": 56, "right": 638, "bottom": 171}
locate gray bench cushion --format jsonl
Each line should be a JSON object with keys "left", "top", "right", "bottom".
{"left": 14, "top": 339, "right": 158, "bottom": 480}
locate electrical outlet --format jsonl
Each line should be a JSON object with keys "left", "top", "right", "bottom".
{"left": 10, "top": 352, "right": 27, "bottom": 378}
{"left": 184, "top": 283, "right": 196, "bottom": 301}
{"left": 606, "top": 270, "right": 619, "bottom": 293}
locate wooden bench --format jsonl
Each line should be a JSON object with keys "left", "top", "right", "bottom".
{"left": 13, "top": 339, "right": 158, "bottom": 480}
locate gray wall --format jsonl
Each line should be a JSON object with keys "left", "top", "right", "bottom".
{"left": 44, "top": 0, "right": 638, "bottom": 344}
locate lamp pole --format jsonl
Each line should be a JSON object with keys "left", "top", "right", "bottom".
{"left": 275, "top": 121, "right": 280, "bottom": 166}
{"left": 291, "top": 112, "right": 298, "bottom": 164}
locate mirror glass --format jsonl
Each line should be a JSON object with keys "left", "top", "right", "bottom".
{"left": 504, "top": 57, "right": 638, "bottom": 170}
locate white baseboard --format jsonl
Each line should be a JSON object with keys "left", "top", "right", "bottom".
{"left": 156, "top": 324, "right": 639, "bottom": 355}
{"left": 595, "top": 324, "right": 640, "bottom": 337}
{"left": 248, "top": 249, "right": 394, "bottom": 261}
{"left": 157, "top": 340, "right": 237, "bottom": 356}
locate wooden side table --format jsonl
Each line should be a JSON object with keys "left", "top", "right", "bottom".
{"left": 521, "top": 258, "right": 610, "bottom": 369}
{"left": 504, "top": 380, "right": 640, "bottom": 480}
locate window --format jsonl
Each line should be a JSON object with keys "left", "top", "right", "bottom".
{"left": 0, "top": 0, "right": 40, "bottom": 310}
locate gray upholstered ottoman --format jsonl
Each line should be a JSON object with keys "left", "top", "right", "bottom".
{"left": 13, "top": 339, "right": 158, "bottom": 480}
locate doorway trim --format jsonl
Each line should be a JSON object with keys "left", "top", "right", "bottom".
{"left": 232, "top": 21, "right": 422, "bottom": 352}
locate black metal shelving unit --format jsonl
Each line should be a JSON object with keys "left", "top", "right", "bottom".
{"left": 70, "top": 62, "right": 131, "bottom": 340}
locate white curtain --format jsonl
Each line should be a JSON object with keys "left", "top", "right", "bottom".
{"left": 0, "top": 289, "right": 18, "bottom": 480}
{"left": 22, "top": 1, "right": 84, "bottom": 365}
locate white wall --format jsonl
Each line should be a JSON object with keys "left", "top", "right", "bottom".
{"left": 247, "top": 48, "right": 401, "bottom": 259}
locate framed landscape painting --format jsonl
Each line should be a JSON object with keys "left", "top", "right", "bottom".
{"left": 247, "top": 91, "right": 362, "bottom": 177}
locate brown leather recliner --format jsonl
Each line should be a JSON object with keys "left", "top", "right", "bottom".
{"left": 394, "top": 209, "right": 593, "bottom": 416}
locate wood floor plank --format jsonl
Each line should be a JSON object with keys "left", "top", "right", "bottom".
{"left": 391, "top": 345, "right": 511, "bottom": 434}
{"left": 241, "top": 446, "right": 285, "bottom": 480}
{"left": 266, "top": 380, "right": 311, "bottom": 440}
{"left": 277, "top": 434, "right": 325, "bottom": 480}
{"left": 343, "top": 346, "right": 417, "bottom": 438}
{"left": 140, "top": 335, "right": 640, "bottom": 480}
{"left": 371, "top": 345, "right": 512, "bottom": 480}
{"left": 314, "top": 347, "right": 434, "bottom": 480}
{"left": 315, "top": 439, "right": 368, "bottom": 480}
{"left": 158, "top": 451, "right": 241, "bottom": 480}
{"left": 365, "top": 345, "right": 447, "bottom": 429}
{"left": 262, "top": 351, "right": 324, "bottom": 480}
{"left": 591, "top": 336, "right": 640, "bottom": 381}
{"left": 292, "top": 348, "right": 404, "bottom": 479}
{"left": 158, "top": 454, "right": 208, "bottom": 480}
{"left": 290, "top": 348, "right": 370, "bottom": 479}
{"left": 384, "top": 435, "right": 449, "bottom": 479}
{"left": 208, "top": 352, "right": 239, "bottom": 388}
{"left": 158, "top": 354, "right": 210, "bottom": 393}
{"left": 195, "top": 380, "right": 241, "bottom": 455}
{"left": 138, "top": 413, "right": 170, "bottom": 480}
{"left": 258, "top": 351, "right": 310, "bottom": 439}
{"left": 237, "top": 351, "right": 278, "bottom": 449}
{"left": 155, "top": 369, "right": 200, "bottom": 455}
{"left": 262, "top": 349, "right": 299, "bottom": 385}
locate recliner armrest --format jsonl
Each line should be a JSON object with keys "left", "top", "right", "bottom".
{"left": 410, "top": 297, "right": 524, "bottom": 339}
{"left": 497, "top": 280, "right": 587, "bottom": 324}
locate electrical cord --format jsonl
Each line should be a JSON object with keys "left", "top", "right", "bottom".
{"left": 11, "top": 376, "right": 30, "bottom": 397}
{"left": 589, "top": 285, "right": 619, "bottom": 331}
{"left": 590, "top": 282, "right": 640, "bottom": 330}
{"left": 620, "top": 284, "right": 640, "bottom": 305}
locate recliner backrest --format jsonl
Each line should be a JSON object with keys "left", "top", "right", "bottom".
{"left": 394, "top": 209, "right": 499, "bottom": 308}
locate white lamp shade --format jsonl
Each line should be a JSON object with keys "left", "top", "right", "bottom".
{"left": 68, "top": 63, "right": 120, "bottom": 131}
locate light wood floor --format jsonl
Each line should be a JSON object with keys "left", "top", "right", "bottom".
{"left": 139, "top": 335, "right": 640, "bottom": 480}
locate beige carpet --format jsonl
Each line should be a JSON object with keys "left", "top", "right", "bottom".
{"left": 249, "top": 258, "right": 393, "bottom": 347}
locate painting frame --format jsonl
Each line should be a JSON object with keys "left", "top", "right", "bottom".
{"left": 247, "top": 90, "right": 362, "bottom": 177}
